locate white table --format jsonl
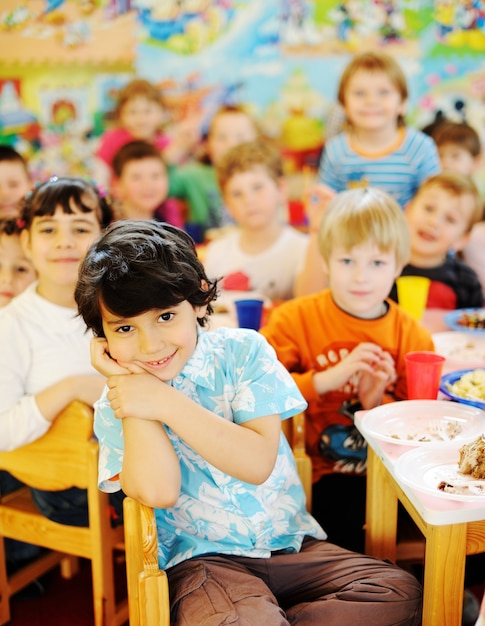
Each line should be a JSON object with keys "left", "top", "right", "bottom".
{"left": 355, "top": 410, "right": 485, "bottom": 626}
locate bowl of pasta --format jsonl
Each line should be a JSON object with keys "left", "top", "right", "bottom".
{"left": 440, "top": 369, "right": 485, "bottom": 410}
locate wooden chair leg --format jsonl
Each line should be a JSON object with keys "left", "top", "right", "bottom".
{"left": 0, "top": 536, "right": 11, "bottom": 626}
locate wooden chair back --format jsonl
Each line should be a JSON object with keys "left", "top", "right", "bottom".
{"left": 0, "top": 400, "right": 128, "bottom": 626}
{"left": 281, "top": 412, "right": 312, "bottom": 510}
{"left": 124, "top": 498, "right": 169, "bottom": 626}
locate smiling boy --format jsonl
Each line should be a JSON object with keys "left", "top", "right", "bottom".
{"left": 389, "top": 173, "right": 484, "bottom": 309}
{"left": 75, "top": 219, "right": 423, "bottom": 626}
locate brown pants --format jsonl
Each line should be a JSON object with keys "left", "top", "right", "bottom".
{"left": 167, "top": 538, "right": 422, "bottom": 625}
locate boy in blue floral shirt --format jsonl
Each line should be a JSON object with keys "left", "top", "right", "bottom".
{"left": 75, "top": 220, "right": 422, "bottom": 625}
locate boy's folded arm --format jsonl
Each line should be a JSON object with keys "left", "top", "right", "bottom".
{"left": 163, "top": 393, "right": 282, "bottom": 485}
{"left": 120, "top": 416, "right": 181, "bottom": 509}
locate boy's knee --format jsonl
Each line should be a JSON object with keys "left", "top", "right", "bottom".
{"left": 170, "top": 560, "right": 285, "bottom": 626}
{"left": 171, "top": 563, "right": 238, "bottom": 625}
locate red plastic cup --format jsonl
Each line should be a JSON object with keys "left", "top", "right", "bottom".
{"left": 404, "top": 351, "right": 446, "bottom": 400}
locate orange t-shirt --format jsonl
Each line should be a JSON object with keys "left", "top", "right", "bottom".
{"left": 261, "top": 289, "right": 435, "bottom": 482}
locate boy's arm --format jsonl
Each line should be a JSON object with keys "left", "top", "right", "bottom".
{"left": 106, "top": 372, "right": 281, "bottom": 491}
{"left": 260, "top": 305, "right": 321, "bottom": 402}
{"left": 120, "top": 416, "right": 182, "bottom": 508}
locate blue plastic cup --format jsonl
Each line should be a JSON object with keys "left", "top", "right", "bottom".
{"left": 234, "top": 299, "right": 264, "bottom": 331}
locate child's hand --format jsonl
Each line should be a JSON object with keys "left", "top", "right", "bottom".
{"left": 358, "top": 349, "right": 397, "bottom": 408}
{"left": 313, "top": 342, "right": 393, "bottom": 396}
{"left": 90, "top": 337, "right": 144, "bottom": 377}
{"left": 303, "top": 183, "right": 336, "bottom": 233}
{"left": 106, "top": 371, "right": 168, "bottom": 421}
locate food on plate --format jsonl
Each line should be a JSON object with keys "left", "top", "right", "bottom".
{"left": 390, "top": 420, "right": 463, "bottom": 442}
{"left": 436, "top": 434, "right": 485, "bottom": 495}
{"left": 445, "top": 369, "right": 485, "bottom": 403}
{"left": 439, "top": 339, "right": 485, "bottom": 362}
{"left": 456, "top": 310, "right": 485, "bottom": 329}
{"left": 458, "top": 434, "right": 485, "bottom": 479}
{"left": 437, "top": 480, "right": 485, "bottom": 495}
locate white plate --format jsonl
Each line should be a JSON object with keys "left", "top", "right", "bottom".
{"left": 360, "top": 400, "right": 485, "bottom": 446}
{"left": 432, "top": 331, "right": 485, "bottom": 369}
{"left": 395, "top": 446, "right": 485, "bottom": 502}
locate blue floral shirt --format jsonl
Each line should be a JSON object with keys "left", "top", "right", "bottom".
{"left": 94, "top": 326, "right": 326, "bottom": 569}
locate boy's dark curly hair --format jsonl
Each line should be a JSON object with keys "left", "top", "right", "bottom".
{"left": 75, "top": 220, "right": 219, "bottom": 337}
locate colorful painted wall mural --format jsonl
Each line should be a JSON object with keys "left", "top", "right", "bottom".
{"left": 1, "top": 0, "right": 485, "bottom": 179}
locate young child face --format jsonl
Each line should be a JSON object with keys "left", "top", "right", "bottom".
{"left": 323, "top": 241, "right": 400, "bottom": 319}
{"left": 437, "top": 143, "right": 478, "bottom": 176}
{"left": 100, "top": 300, "right": 207, "bottom": 382}
{"left": 0, "top": 232, "right": 36, "bottom": 307}
{"left": 405, "top": 184, "right": 476, "bottom": 265}
{"left": 116, "top": 157, "right": 169, "bottom": 219}
{"left": 223, "top": 166, "right": 285, "bottom": 230}
{"left": 0, "top": 161, "right": 31, "bottom": 219}
{"left": 119, "top": 96, "right": 165, "bottom": 141}
{"left": 343, "top": 70, "right": 405, "bottom": 134}
{"left": 21, "top": 204, "right": 103, "bottom": 293}
{"left": 207, "top": 112, "right": 258, "bottom": 166}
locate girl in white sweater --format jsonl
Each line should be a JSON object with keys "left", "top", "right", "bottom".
{"left": 0, "top": 177, "right": 123, "bottom": 549}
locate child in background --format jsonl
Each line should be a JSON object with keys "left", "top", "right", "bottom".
{"left": 167, "top": 104, "right": 261, "bottom": 242}
{"left": 317, "top": 51, "right": 440, "bottom": 208}
{"left": 431, "top": 120, "right": 482, "bottom": 177}
{"left": 204, "top": 140, "right": 308, "bottom": 302}
{"left": 94, "top": 78, "right": 198, "bottom": 188}
{"left": 74, "top": 219, "right": 422, "bottom": 626}
{"left": 261, "top": 187, "right": 434, "bottom": 554}
{"left": 430, "top": 121, "right": 485, "bottom": 297}
{"left": 389, "top": 173, "right": 484, "bottom": 309}
{"left": 0, "top": 218, "right": 36, "bottom": 307}
{"left": 0, "top": 145, "right": 32, "bottom": 219}
{"left": 111, "top": 140, "right": 183, "bottom": 227}
{"left": 0, "top": 177, "right": 124, "bottom": 542}
{"left": 294, "top": 51, "right": 441, "bottom": 298}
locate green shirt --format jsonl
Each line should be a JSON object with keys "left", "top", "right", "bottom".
{"left": 168, "top": 162, "right": 223, "bottom": 232}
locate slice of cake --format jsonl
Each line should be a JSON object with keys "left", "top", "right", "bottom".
{"left": 458, "top": 435, "right": 485, "bottom": 480}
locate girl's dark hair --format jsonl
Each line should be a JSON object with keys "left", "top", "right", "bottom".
{"left": 75, "top": 220, "right": 219, "bottom": 337}
{"left": 20, "top": 177, "right": 113, "bottom": 230}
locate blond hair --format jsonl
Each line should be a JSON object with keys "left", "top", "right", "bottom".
{"left": 216, "top": 139, "right": 283, "bottom": 190}
{"left": 338, "top": 51, "right": 408, "bottom": 127}
{"left": 318, "top": 187, "right": 410, "bottom": 267}
{"left": 415, "top": 173, "right": 484, "bottom": 229}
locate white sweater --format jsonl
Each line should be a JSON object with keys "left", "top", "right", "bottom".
{"left": 0, "top": 283, "right": 95, "bottom": 451}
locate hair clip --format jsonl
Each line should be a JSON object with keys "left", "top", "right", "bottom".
{"left": 48, "top": 175, "right": 59, "bottom": 183}
{"left": 96, "top": 183, "right": 107, "bottom": 199}
{"left": 16, "top": 218, "right": 26, "bottom": 229}
{"left": 85, "top": 177, "right": 107, "bottom": 199}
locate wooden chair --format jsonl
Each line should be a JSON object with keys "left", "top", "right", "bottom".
{"left": 123, "top": 412, "right": 313, "bottom": 626}
{"left": 281, "top": 412, "right": 312, "bottom": 510}
{"left": 0, "top": 400, "right": 128, "bottom": 626}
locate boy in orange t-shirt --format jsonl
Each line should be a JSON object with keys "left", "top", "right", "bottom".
{"left": 261, "top": 187, "right": 434, "bottom": 553}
